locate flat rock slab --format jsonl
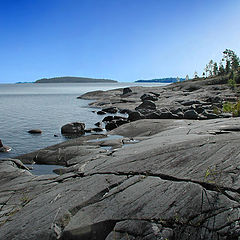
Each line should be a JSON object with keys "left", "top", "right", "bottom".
{"left": 1, "top": 118, "right": 240, "bottom": 239}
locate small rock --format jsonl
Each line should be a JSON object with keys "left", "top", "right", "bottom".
{"left": 145, "top": 112, "right": 161, "bottom": 119}
{"left": 28, "top": 129, "right": 42, "bottom": 134}
{"left": 102, "top": 116, "right": 114, "bottom": 122}
{"left": 202, "top": 110, "right": 219, "bottom": 119}
{"left": 135, "top": 100, "right": 156, "bottom": 111}
{"left": 184, "top": 110, "right": 199, "bottom": 119}
{"left": 92, "top": 127, "right": 104, "bottom": 132}
{"left": 97, "top": 110, "right": 106, "bottom": 115}
{"left": 122, "top": 87, "right": 132, "bottom": 95}
{"left": 102, "top": 107, "right": 118, "bottom": 114}
{"left": 105, "top": 121, "right": 118, "bottom": 131}
{"left": 181, "top": 100, "right": 203, "bottom": 106}
{"left": 94, "top": 122, "right": 102, "bottom": 127}
{"left": 116, "top": 119, "right": 129, "bottom": 126}
{"left": 114, "top": 116, "right": 127, "bottom": 120}
{"left": 220, "top": 113, "right": 232, "bottom": 118}
{"left": 0, "top": 140, "right": 11, "bottom": 152}
{"left": 128, "top": 111, "right": 144, "bottom": 121}
{"left": 159, "top": 111, "right": 178, "bottom": 119}
{"left": 149, "top": 91, "right": 160, "bottom": 97}
{"left": 84, "top": 129, "right": 92, "bottom": 133}
{"left": 140, "top": 93, "right": 158, "bottom": 102}
{"left": 119, "top": 109, "right": 132, "bottom": 114}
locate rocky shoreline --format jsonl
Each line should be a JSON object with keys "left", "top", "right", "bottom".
{"left": 1, "top": 76, "right": 240, "bottom": 239}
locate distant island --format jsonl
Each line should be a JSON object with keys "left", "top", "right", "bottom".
{"left": 135, "top": 77, "right": 185, "bottom": 83}
{"left": 35, "top": 76, "right": 118, "bottom": 83}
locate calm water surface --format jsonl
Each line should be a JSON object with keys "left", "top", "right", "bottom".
{"left": 0, "top": 82, "right": 166, "bottom": 161}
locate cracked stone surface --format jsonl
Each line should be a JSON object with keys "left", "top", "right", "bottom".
{"left": 1, "top": 79, "right": 240, "bottom": 239}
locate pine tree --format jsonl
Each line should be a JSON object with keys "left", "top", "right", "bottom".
{"left": 213, "top": 62, "right": 218, "bottom": 76}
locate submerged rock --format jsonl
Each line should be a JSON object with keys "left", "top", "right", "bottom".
{"left": 28, "top": 129, "right": 42, "bottom": 134}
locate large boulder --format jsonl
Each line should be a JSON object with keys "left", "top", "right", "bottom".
{"left": 61, "top": 122, "right": 85, "bottom": 135}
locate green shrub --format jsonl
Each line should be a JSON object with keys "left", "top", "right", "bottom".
{"left": 222, "top": 100, "right": 240, "bottom": 117}
{"left": 228, "top": 78, "right": 236, "bottom": 90}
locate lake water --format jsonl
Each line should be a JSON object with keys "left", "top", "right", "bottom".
{"left": 0, "top": 82, "right": 166, "bottom": 161}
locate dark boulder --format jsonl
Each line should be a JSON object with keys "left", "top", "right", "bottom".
{"left": 28, "top": 129, "right": 42, "bottom": 134}
{"left": 116, "top": 119, "right": 129, "bottom": 126}
{"left": 94, "top": 122, "right": 102, "bottom": 127}
{"left": 135, "top": 100, "right": 156, "bottom": 111}
{"left": 159, "top": 111, "right": 178, "bottom": 119}
{"left": 92, "top": 127, "right": 104, "bottom": 132}
{"left": 183, "top": 84, "right": 201, "bottom": 92}
{"left": 113, "top": 116, "right": 128, "bottom": 120}
{"left": 181, "top": 100, "right": 203, "bottom": 106}
{"left": 61, "top": 122, "right": 85, "bottom": 135}
{"left": 140, "top": 93, "right": 158, "bottom": 102}
{"left": 0, "top": 140, "right": 11, "bottom": 152}
{"left": 102, "top": 116, "right": 114, "bottom": 122}
{"left": 84, "top": 129, "right": 92, "bottom": 133}
{"left": 105, "top": 121, "right": 118, "bottom": 131}
{"left": 102, "top": 107, "right": 118, "bottom": 114}
{"left": 184, "top": 110, "right": 199, "bottom": 119}
{"left": 122, "top": 87, "right": 132, "bottom": 95}
{"left": 97, "top": 110, "right": 106, "bottom": 115}
{"left": 149, "top": 91, "right": 160, "bottom": 97}
{"left": 195, "top": 106, "right": 205, "bottom": 114}
{"left": 145, "top": 112, "right": 161, "bottom": 119}
{"left": 119, "top": 109, "right": 132, "bottom": 114}
{"left": 202, "top": 110, "right": 219, "bottom": 119}
{"left": 220, "top": 113, "right": 232, "bottom": 118}
{"left": 206, "top": 95, "right": 222, "bottom": 104}
{"left": 128, "top": 111, "right": 144, "bottom": 122}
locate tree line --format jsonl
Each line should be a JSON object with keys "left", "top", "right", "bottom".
{"left": 202, "top": 49, "right": 240, "bottom": 82}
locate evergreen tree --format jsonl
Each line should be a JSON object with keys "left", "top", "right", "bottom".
{"left": 218, "top": 61, "right": 225, "bottom": 75}
{"left": 213, "top": 62, "right": 218, "bottom": 76}
{"left": 223, "top": 49, "right": 240, "bottom": 72}
{"left": 208, "top": 60, "right": 214, "bottom": 76}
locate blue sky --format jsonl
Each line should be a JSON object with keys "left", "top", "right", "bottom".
{"left": 0, "top": 0, "right": 240, "bottom": 83}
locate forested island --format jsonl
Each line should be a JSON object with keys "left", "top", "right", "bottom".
{"left": 135, "top": 77, "right": 185, "bottom": 83}
{"left": 35, "top": 76, "right": 117, "bottom": 83}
